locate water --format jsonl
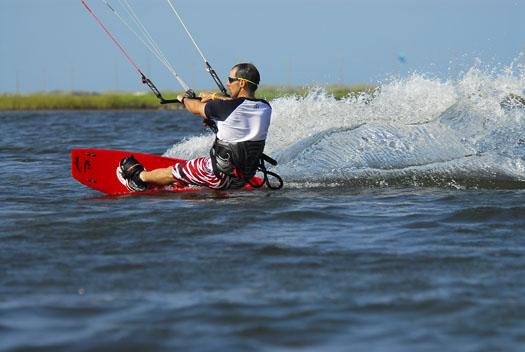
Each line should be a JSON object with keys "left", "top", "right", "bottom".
{"left": 1, "top": 66, "right": 525, "bottom": 351}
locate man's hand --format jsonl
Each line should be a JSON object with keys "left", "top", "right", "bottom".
{"left": 198, "top": 91, "right": 214, "bottom": 103}
{"left": 177, "top": 90, "right": 197, "bottom": 104}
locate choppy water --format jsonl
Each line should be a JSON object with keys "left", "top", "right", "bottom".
{"left": 1, "top": 65, "right": 525, "bottom": 351}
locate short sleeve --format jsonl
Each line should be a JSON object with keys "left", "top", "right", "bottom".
{"left": 204, "top": 99, "right": 245, "bottom": 121}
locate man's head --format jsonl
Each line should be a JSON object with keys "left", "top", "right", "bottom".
{"left": 227, "top": 63, "right": 260, "bottom": 98}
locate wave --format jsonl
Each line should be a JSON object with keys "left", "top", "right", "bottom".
{"left": 165, "top": 60, "right": 525, "bottom": 188}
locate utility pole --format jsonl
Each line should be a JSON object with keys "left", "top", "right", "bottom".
{"left": 42, "top": 66, "right": 48, "bottom": 92}
{"left": 286, "top": 54, "right": 292, "bottom": 86}
{"left": 191, "top": 59, "right": 196, "bottom": 89}
{"left": 338, "top": 55, "right": 345, "bottom": 85}
{"left": 70, "top": 64, "right": 76, "bottom": 92}
{"left": 114, "top": 59, "right": 119, "bottom": 91}
{"left": 16, "top": 66, "right": 21, "bottom": 94}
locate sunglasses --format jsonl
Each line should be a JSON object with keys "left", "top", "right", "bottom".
{"left": 227, "top": 76, "right": 258, "bottom": 85}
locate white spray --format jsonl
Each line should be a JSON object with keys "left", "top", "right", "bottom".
{"left": 166, "top": 61, "right": 525, "bottom": 187}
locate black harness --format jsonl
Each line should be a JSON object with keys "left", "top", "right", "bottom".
{"left": 210, "top": 138, "right": 283, "bottom": 190}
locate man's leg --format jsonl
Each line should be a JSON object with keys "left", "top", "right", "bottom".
{"left": 141, "top": 159, "right": 228, "bottom": 189}
{"left": 172, "top": 157, "right": 229, "bottom": 189}
{"left": 140, "top": 167, "right": 176, "bottom": 185}
{"left": 119, "top": 156, "right": 176, "bottom": 191}
{"left": 120, "top": 155, "right": 228, "bottom": 191}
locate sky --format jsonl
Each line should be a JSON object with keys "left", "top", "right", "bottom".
{"left": 1, "top": 0, "right": 524, "bottom": 93}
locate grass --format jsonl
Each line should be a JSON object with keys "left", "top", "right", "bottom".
{"left": 0, "top": 91, "right": 164, "bottom": 110}
{"left": 257, "top": 84, "right": 377, "bottom": 101}
{"left": 0, "top": 84, "right": 377, "bottom": 110}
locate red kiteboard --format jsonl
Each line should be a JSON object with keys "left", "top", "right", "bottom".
{"left": 71, "top": 148, "right": 263, "bottom": 195}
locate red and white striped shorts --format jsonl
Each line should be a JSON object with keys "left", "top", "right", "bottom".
{"left": 171, "top": 157, "right": 242, "bottom": 190}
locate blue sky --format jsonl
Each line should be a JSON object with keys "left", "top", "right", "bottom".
{"left": 1, "top": 0, "right": 524, "bottom": 93}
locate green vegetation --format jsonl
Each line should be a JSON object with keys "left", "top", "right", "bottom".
{"left": 0, "top": 84, "right": 377, "bottom": 110}
{"left": 257, "top": 84, "right": 377, "bottom": 101}
{"left": 0, "top": 91, "right": 165, "bottom": 110}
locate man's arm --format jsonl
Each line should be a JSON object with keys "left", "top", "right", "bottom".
{"left": 179, "top": 97, "right": 207, "bottom": 118}
{"left": 177, "top": 91, "right": 231, "bottom": 119}
{"left": 199, "top": 92, "right": 231, "bottom": 103}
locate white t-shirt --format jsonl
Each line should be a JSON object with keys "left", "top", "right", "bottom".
{"left": 204, "top": 98, "right": 272, "bottom": 142}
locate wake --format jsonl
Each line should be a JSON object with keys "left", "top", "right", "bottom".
{"left": 166, "top": 60, "right": 525, "bottom": 189}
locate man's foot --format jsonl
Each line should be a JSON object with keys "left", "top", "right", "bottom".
{"left": 118, "top": 155, "right": 148, "bottom": 192}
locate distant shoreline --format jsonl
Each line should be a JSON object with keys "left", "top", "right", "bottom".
{"left": 0, "top": 84, "right": 376, "bottom": 111}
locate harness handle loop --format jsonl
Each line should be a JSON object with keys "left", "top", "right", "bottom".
{"left": 262, "top": 169, "right": 283, "bottom": 190}
{"left": 247, "top": 158, "right": 283, "bottom": 190}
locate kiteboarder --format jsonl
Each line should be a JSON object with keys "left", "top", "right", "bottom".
{"left": 119, "top": 63, "right": 275, "bottom": 191}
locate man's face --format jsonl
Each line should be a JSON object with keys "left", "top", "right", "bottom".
{"left": 227, "top": 68, "right": 241, "bottom": 98}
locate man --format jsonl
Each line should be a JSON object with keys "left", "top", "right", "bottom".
{"left": 118, "top": 63, "right": 273, "bottom": 191}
